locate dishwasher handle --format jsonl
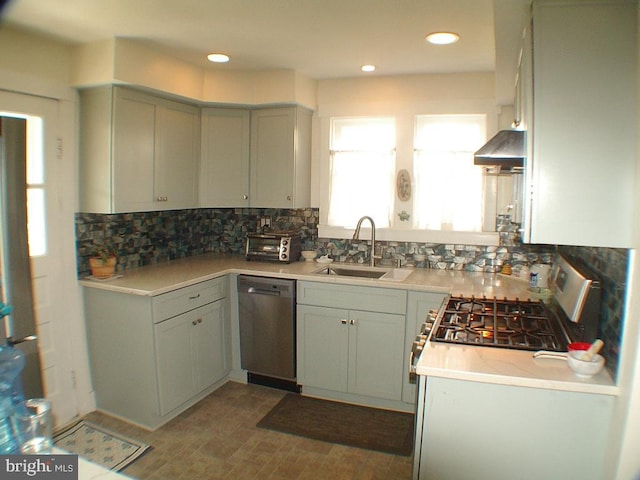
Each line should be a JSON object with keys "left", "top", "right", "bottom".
{"left": 237, "top": 275, "right": 296, "bottom": 299}
{"left": 247, "top": 286, "right": 282, "bottom": 296}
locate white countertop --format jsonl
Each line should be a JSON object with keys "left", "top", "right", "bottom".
{"left": 79, "top": 253, "right": 617, "bottom": 396}
{"left": 79, "top": 253, "right": 535, "bottom": 299}
{"left": 416, "top": 338, "right": 618, "bottom": 396}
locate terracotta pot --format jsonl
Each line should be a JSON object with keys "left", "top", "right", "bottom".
{"left": 89, "top": 256, "right": 117, "bottom": 279}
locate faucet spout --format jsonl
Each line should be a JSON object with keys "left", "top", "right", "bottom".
{"left": 352, "top": 216, "right": 378, "bottom": 267}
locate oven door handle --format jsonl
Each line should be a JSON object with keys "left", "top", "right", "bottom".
{"left": 409, "top": 350, "right": 417, "bottom": 374}
{"left": 533, "top": 351, "right": 567, "bottom": 360}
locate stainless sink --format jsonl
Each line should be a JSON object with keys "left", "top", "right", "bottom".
{"left": 312, "top": 265, "right": 413, "bottom": 282}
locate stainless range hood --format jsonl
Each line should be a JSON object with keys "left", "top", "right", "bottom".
{"left": 474, "top": 130, "right": 525, "bottom": 172}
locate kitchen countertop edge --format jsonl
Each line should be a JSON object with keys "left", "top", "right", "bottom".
{"left": 416, "top": 341, "right": 618, "bottom": 396}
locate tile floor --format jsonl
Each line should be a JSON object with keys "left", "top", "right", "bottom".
{"left": 83, "top": 382, "right": 414, "bottom": 480}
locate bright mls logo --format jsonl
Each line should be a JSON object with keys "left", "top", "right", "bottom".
{"left": 1, "top": 455, "right": 78, "bottom": 479}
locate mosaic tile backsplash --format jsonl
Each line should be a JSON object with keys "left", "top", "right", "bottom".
{"left": 75, "top": 207, "right": 628, "bottom": 379}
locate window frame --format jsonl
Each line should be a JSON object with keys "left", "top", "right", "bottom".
{"left": 317, "top": 106, "right": 501, "bottom": 246}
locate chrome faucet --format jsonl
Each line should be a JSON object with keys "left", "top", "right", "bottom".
{"left": 352, "top": 216, "right": 380, "bottom": 267}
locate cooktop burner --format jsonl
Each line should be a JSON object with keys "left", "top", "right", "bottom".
{"left": 431, "top": 296, "right": 567, "bottom": 352}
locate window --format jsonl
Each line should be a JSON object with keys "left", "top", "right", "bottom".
{"left": 1, "top": 112, "right": 46, "bottom": 256}
{"left": 413, "top": 115, "right": 486, "bottom": 231}
{"left": 328, "top": 117, "right": 395, "bottom": 228}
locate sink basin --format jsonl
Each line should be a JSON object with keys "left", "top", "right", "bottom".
{"left": 313, "top": 265, "right": 413, "bottom": 282}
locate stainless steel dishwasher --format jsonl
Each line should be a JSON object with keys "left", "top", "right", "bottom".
{"left": 237, "top": 275, "right": 298, "bottom": 391}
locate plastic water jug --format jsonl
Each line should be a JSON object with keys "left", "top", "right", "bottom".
{"left": 0, "top": 344, "right": 27, "bottom": 454}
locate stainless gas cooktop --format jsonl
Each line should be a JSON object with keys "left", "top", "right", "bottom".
{"left": 429, "top": 255, "right": 601, "bottom": 353}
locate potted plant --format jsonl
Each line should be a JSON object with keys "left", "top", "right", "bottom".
{"left": 88, "top": 246, "right": 118, "bottom": 279}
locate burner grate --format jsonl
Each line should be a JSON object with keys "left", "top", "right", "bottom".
{"left": 431, "top": 296, "right": 567, "bottom": 351}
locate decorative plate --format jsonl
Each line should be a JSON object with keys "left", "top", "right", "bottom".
{"left": 396, "top": 169, "right": 411, "bottom": 201}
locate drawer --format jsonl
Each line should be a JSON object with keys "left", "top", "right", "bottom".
{"left": 152, "top": 277, "right": 227, "bottom": 322}
{"left": 297, "top": 281, "right": 407, "bottom": 314}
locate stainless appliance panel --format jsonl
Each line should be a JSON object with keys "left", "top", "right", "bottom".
{"left": 237, "top": 275, "right": 296, "bottom": 381}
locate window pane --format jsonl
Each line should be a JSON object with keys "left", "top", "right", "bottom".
{"left": 26, "top": 116, "right": 44, "bottom": 185}
{"left": 328, "top": 117, "right": 396, "bottom": 228}
{"left": 328, "top": 151, "right": 395, "bottom": 227}
{"left": 331, "top": 117, "right": 395, "bottom": 151}
{"left": 414, "top": 115, "right": 486, "bottom": 231}
{"left": 26, "top": 188, "right": 46, "bottom": 256}
{"left": 1, "top": 112, "right": 46, "bottom": 256}
{"left": 415, "top": 115, "right": 485, "bottom": 151}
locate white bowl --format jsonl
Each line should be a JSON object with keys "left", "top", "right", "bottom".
{"left": 567, "top": 351, "right": 605, "bottom": 377}
{"left": 316, "top": 257, "right": 334, "bottom": 264}
{"left": 301, "top": 250, "right": 317, "bottom": 261}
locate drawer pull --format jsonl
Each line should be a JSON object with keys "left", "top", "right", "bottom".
{"left": 189, "top": 294, "right": 201, "bottom": 300}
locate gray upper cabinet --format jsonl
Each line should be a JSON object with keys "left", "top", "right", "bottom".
{"left": 79, "top": 86, "right": 200, "bottom": 213}
{"left": 522, "top": 1, "right": 636, "bottom": 248}
{"left": 200, "top": 108, "right": 251, "bottom": 207}
{"left": 200, "top": 105, "right": 312, "bottom": 208}
{"left": 249, "top": 106, "right": 312, "bottom": 208}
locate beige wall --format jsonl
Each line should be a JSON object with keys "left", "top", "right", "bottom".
{"left": 0, "top": 26, "right": 74, "bottom": 99}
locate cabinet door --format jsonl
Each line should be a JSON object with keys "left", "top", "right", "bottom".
{"left": 113, "top": 90, "right": 157, "bottom": 212}
{"left": 297, "top": 305, "right": 349, "bottom": 392}
{"left": 250, "top": 107, "right": 295, "bottom": 207}
{"left": 193, "top": 299, "right": 229, "bottom": 391}
{"left": 155, "top": 309, "right": 197, "bottom": 416}
{"left": 527, "top": 2, "right": 636, "bottom": 247}
{"left": 348, "top": 310, "right": 405, "bottom": 401}
{"left": 200, "top": 108, "right": 250, "bottom": 207}
{"left": 156, "top": 100, "right": 200, "bottom": 210}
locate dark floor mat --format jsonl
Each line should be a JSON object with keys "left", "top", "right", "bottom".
{"left": 257, "top": 394, "right": 414, "bottom": 456}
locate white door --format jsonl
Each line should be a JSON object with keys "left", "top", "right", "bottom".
{"left": 0, "top": 91, "right": 78, "bottom": 427}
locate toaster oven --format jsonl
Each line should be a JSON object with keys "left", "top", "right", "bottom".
{"left": 245, "top": 233, "right": 302, "bottom": 263}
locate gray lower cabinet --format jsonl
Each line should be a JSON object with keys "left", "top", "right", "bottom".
{"left": 155, "top": 300, "right": 228, "bottom": 416}
{"left": 83, "top": 277, "right": 230, "bottom": 430}
{"left": 296, "top": 281, "right": 407, "bottom": 409}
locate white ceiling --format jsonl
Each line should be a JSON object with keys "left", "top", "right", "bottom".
{"left": 1, "top": 0, "right": 530, "bottom": 103}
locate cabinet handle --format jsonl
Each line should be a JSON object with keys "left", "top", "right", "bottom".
{"left": 192, "top": 320, "right": 198, "bottom": 326}
{"left": 243, "top": 195, "right": 248, "bottom": 200}
{"left": 197, "top": 318, "right": 203, "bottom": 324}
{"left": 155, "top": 196, "right": 169, "bottom": 202}
{"left": 341, "top": 319, "right": 348, "bottom": 325}
{"left": 350, "top": 319, "right": 356, "bottom": 325}
{"left": 189, "top": 294, "right": 200, "bottom": 300}
{"left": 287, "top": 195, "right": 292, "bottom": 201}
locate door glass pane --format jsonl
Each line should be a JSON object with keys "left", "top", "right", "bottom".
{"left": 0, "top": 112, "right": 47, "bottom": 256}
{"left": 26, "top": 188, "right": 45, "bottom": 257}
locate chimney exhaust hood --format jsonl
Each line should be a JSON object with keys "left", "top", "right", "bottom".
{"left": 474, "top": 130, "right": 525, "bottom": 172}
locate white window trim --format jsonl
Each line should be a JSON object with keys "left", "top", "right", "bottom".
{"left": 318, "top": 224, "right": 500, "bottom": 246}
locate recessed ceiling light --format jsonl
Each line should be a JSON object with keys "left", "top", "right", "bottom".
{"left": 361, "top": 65, "right": 376, "bottom": 72}
{"left": 207, "top": 53, "right": 230, "bottom": 63}
{"left": 426, "top": 32, "right": 460, "bottom": 45}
